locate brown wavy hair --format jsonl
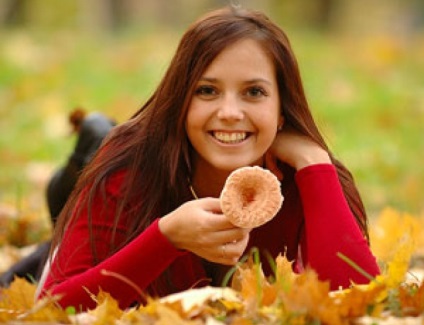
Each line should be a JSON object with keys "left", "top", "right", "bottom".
{"left": 51, "top": 6, "right": 369, "bottom": 296}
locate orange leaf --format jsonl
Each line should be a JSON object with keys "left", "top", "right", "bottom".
{"left": 398, "top": 281, "right": 424, "bottom": 316}
{"left": 282, "top": 269, "right": 342, "bottom": 325}
{"left": 335, "top": 284, "right": 386, "bottom": 319}
{"left": 232, "top": 257, "right": 277, "bottom": 308}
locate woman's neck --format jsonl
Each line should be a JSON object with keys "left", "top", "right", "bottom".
{"left": 190, "top": 164, "right": 230, "bottom": 199}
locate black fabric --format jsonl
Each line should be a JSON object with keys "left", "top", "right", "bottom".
{"left": 47, "top": 113, "right": 116, "bottom": 225}
{"left": 0, "top": 241, "right": 51, "bottom": 286}
{"left": 0, "top": 113, "right": 115, "bottom": 287}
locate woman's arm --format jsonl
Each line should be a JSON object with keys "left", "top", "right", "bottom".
{"left": 38, "top": 172, "right": 185, "bottom": 310}
{"left": 296, "top": 164, "right": 380, "bottom": 289}
{"left": 269, "top": 128, "right": 380, "bottom": 289}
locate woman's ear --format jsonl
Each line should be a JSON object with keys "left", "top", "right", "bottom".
{"left": 277, "top": 115, "right": 284, "bottom": 131}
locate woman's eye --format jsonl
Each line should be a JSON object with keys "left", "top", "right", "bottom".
{"left": 246, "top": 86, "right": 267, "bottom": 98}
{"left": 195, "top": 86, "right": 217, "bottom": 97}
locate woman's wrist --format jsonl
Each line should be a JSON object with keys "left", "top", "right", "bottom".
{"left": 294, "top": 149, "right": 332, "bottom": 170}
{"left": 270, "top": 128, "right": 332, "bottom": 171}
{"left": 158, "top": 216, "right": 177, "bottom": 247}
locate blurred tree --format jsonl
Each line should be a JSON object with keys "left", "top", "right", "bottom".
{"left": 77, "top": 0, "right": 210, "bottom": 31}
{"left": 1, "top": 0, "right": 422, "bottom": 35}
{"left": 314, "top": 0, "right": 337, "bottom": 30}
{"left": 268, "top": 0, "right": 339, "bottom": 30}
{"left": 0, "top": 0, "right": 28, "bottom": 26}
{"left": 0, "top": 0, "right": 77, "bottom": 29}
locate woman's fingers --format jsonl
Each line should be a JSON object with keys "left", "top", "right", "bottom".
{"left": 270, "top": 126, "right": 331, "bottom": 170}
{"left": 182, "top": 199, "right": 251, "bottom": 264}
{"left": 265, "top": 151, "right": 284, "bottom": 180}
{"left": 216, "top": 232, "right": 250, "bottom": 265}
{"left": 199, "top": 231, "right": 250, "bottom": 265}
{"left": 159, "top": 198, "right": 250, "bottom": 265}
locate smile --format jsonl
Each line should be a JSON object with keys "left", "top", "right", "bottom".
{"left": 212, "top": 131, "right": 249, "bottom": 144}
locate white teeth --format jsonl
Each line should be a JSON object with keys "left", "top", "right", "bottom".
{"left": 213, "top": 132, "right": 247, "bottom": 144}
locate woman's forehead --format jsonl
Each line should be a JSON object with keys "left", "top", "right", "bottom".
{"left": 200, "top": 38, "right": 275, "bottom": 80}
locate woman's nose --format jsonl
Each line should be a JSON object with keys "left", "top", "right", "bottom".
{"left": 216, "top": 94, "right": 244, "bottom": 121}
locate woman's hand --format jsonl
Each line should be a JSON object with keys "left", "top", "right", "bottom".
{"left": 267, "top": 126, "right": 331, "bottom": 171}
{"left": 159, "top": 198, "right": 250, "bottom": 265}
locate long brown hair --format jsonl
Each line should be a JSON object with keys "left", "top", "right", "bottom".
{"left": 51, "top": 6, "right": 369, "bottom": 295}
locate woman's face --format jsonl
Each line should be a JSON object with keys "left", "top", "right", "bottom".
{"left": 186, "top": 38, "right": 282, "bottom": 173}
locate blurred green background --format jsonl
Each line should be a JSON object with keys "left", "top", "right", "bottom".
{"left": 0, "top": 0, "right": 423, "bottom": 224}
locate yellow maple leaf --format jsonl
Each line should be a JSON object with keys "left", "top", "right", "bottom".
{"left": 0, "top": 277, "right": 36, "bottom": 311}
{"left": 375, "top": 235, "right": 415, "bottom": 289}
{"left": 231, "top": 256, "right": 277, "bottom": 309}
{"left": 122, "top": 300, "right": 199, "bottom": 325}
{"left": 282, "top": 269, "right": 342, "bottom": 325}
{"left": 370, "top": 207, "right": 421, "bottom": 263}
{"left": 274, "top": 253, "right": 296, "bottom": 292}
{"left": 335, "top": 283, "right": 386, "bottom": 319}
{"left": 0, "top": 277, "right": 70, "bottom": 323}
{"left": 88, "top": 290, "right": 123, "bottom": 325}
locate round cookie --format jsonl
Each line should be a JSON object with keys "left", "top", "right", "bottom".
{"left": 220, "top": 166, "right": 284, "bottom": 228}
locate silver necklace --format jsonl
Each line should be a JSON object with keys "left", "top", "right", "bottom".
{"left": 188, "top": 180, "right": 199, "bottom": 200}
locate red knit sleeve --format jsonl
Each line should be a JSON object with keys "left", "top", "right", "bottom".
{"left": 39, "top": 171, "right": 185, "bottom": 310}
{"left": 295, "top": 164, "right": 380, "bottom": 290}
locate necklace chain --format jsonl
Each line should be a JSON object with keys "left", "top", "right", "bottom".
{"left": 188, "top": 181, "right": 199, "bottom": 200}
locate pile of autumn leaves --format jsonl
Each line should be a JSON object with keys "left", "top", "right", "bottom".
{"left": 0, "top": 207, "right": 423, "bottom": 324}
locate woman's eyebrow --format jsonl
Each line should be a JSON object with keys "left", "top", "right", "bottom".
{"left": 198, "top": 77, "right": 272, "bottom": 85}
{"left": 198, "top": 77, "right": 218, "bottom": 83}
{"left": 244, "top": 78, "right": 272, "bottom": 85}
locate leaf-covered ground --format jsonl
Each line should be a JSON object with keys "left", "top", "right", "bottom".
{"left": 0, "top": 207, "right": 423, "bottom": 324}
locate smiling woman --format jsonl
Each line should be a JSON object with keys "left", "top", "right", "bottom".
{"left": 36, "top": 5, "right": 380, "bottom": 311}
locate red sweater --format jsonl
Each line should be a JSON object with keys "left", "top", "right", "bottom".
{"left": 40, "top": 164, "right": 380, "bottom": 310}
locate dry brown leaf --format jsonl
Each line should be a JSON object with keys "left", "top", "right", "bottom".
{"left": 228, "top": 317, "right": 255, "bottom": 324}
{"left": 152, "top": 303, "right": 201, "bottom": 325}
{"left": 160, "top": 286, "right": 240, "bottom": 314}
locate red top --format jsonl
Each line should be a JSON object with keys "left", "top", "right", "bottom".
{"left": 39, "top": 164, "right": 380, "bottom": 310}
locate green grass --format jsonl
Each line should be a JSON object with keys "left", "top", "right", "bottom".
{"left": 0, "top": 26, "right": 423, "bottom": 219}
{"left": 291, "top": 30, "right": 424, "bottom": 215}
